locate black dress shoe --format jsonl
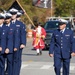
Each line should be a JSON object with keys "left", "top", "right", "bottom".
{"left": 37, "top": 53, "right": 40, "bottom": 55}
{"left": 40, "top": 51, "right": 42, "bottom": 55}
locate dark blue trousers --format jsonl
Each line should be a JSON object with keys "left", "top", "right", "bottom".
{"left": 5, "top": 53, "right": 13, "bottom": 75}
{"left": 13, "top": 49, "right": 23, "bottom": 75}
{"left": 54, "top": 57, "right": 70, "bottom": 75}
{"left": 18, "top": 49, "right": 22, "bottom": 75}
{"left": 0, "top": 54, "right": 5, "bottom": 75}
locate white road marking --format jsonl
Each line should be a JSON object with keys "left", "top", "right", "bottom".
{"left": 40, "top": 65, "right": 52, "bottom": 69}
{"left": 70, "top": 66, "right": 75, "bottom": 70}
{"left": 21, "top": 62, "right": 75, "bottom": 71}
{"left": 21, "top": 64, "right": 28, "bottom": 69}
{"left": 21, "top": 64, "right": 75, "bottom": 70}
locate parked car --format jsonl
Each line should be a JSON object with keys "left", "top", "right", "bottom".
{"left": 44, "top": 20, "right": 71, "bottom": 49}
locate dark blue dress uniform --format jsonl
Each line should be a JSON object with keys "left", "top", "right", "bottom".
{"left": 5, "top": 22, "right": 18, "bottom": 75}
{"left": 18, "top": 21, "right": 26, "bottom": 75}
{"left": 12, "top": 20, "right": 26, "bottom": 75}
{"left": 0, "top": 13, "right": 8, "bottom": 75}
{"left": 49, "top": 28, "right": 75, "bottom": 75}
{"left": 9, "top": 8, "right": 26, "bottom": 75}
{"left": 0, "top": 24, "right": 8, "bottom": 75}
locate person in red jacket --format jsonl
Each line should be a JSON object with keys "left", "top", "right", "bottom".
{"left": 32, "top": 23, "right": 46, "bottom": 55}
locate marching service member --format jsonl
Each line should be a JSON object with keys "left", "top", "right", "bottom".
{"left": 49, "top": 20, "right": 75, "bottom": 75}
{"left": 0, "top": 13, "right": 7, "bottom": 75}
{"left": 9, "top": 8, "right": 26, "bottom": 75}
{"left": 4, "top": 12, "right": 18, "bottom": 75}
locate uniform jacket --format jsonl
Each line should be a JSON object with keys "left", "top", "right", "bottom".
{"left": 49, "top": 29, "right": 75, "bottom": 59}
{"left": 6, "top": 23, "right": 17, "bottom": 53}
{"left": 0, "top": 24, "right": 8, "bottom": 54}
{"left": 11, "top": 20, "right": 26, "bottom": 49}
{"left": 32, "top": 26, "right": 46, "bottom": 49}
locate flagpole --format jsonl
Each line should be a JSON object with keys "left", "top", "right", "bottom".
{"left": 16, "top": 0, "right": 35, "bottom": 27}
{"left": 51, "top": 0, "right": 53, "bottom": 17}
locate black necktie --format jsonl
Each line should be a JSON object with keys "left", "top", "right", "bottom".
{"left": 61, "top": 31, "right": 63, "bottom": 33}
{"left": 60, "top": 31, "right": 63, "bottom": 36}
{"left": 13, "top": 22, "right": 14, "bottom": 24}
{"left": 12, "top": 21, "right": 15, "bottom": 24}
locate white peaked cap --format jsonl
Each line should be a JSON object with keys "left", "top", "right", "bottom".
{"left": 0, "top": 13, "right": 5, "bottom": 18}
{"left": 5, "top": 13, "right": 12, "bottom": 17}
{"left": 59, "top": 18, "right": 68, "bottom": 23}
{"left": 9, "top": 8, "right": 18, "bottom": 12}
{"left": 17, "top": 12, "right": 22, "bottom": 16}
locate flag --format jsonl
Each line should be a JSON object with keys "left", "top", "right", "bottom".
{"left": 8, "top": 0, "right": 24, "bottom": 14}
{"left": 32, "top": 0, "right": 51, "bottom": 8}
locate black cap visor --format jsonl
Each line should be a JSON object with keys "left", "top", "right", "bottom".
{"left": 5, "top": 16, "right": 11, "bottom": 20}
{"left": 10, "top": 12, "right": 17, "bottom": 15}
{"left": 59, "top": 22, "right": 66, "bottom": 26}
{"left": 16, "top": 15, "right": 21, "bottom": 18}
{"left": 0, "top": 16, "right": 5, "bottom": 19}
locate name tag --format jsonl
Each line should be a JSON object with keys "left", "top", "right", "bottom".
{"left": 65, "top": 35, "right": 70, "bottom": 36}
{"left": 16, "top": 25, "right": 20, "bottom": 27}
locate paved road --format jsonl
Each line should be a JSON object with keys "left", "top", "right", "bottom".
{"left": 20, "top": 38, "right": 75, "bottom": 75}
{"left": 21, "top": 62, "right": 75, "bottom": 75}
